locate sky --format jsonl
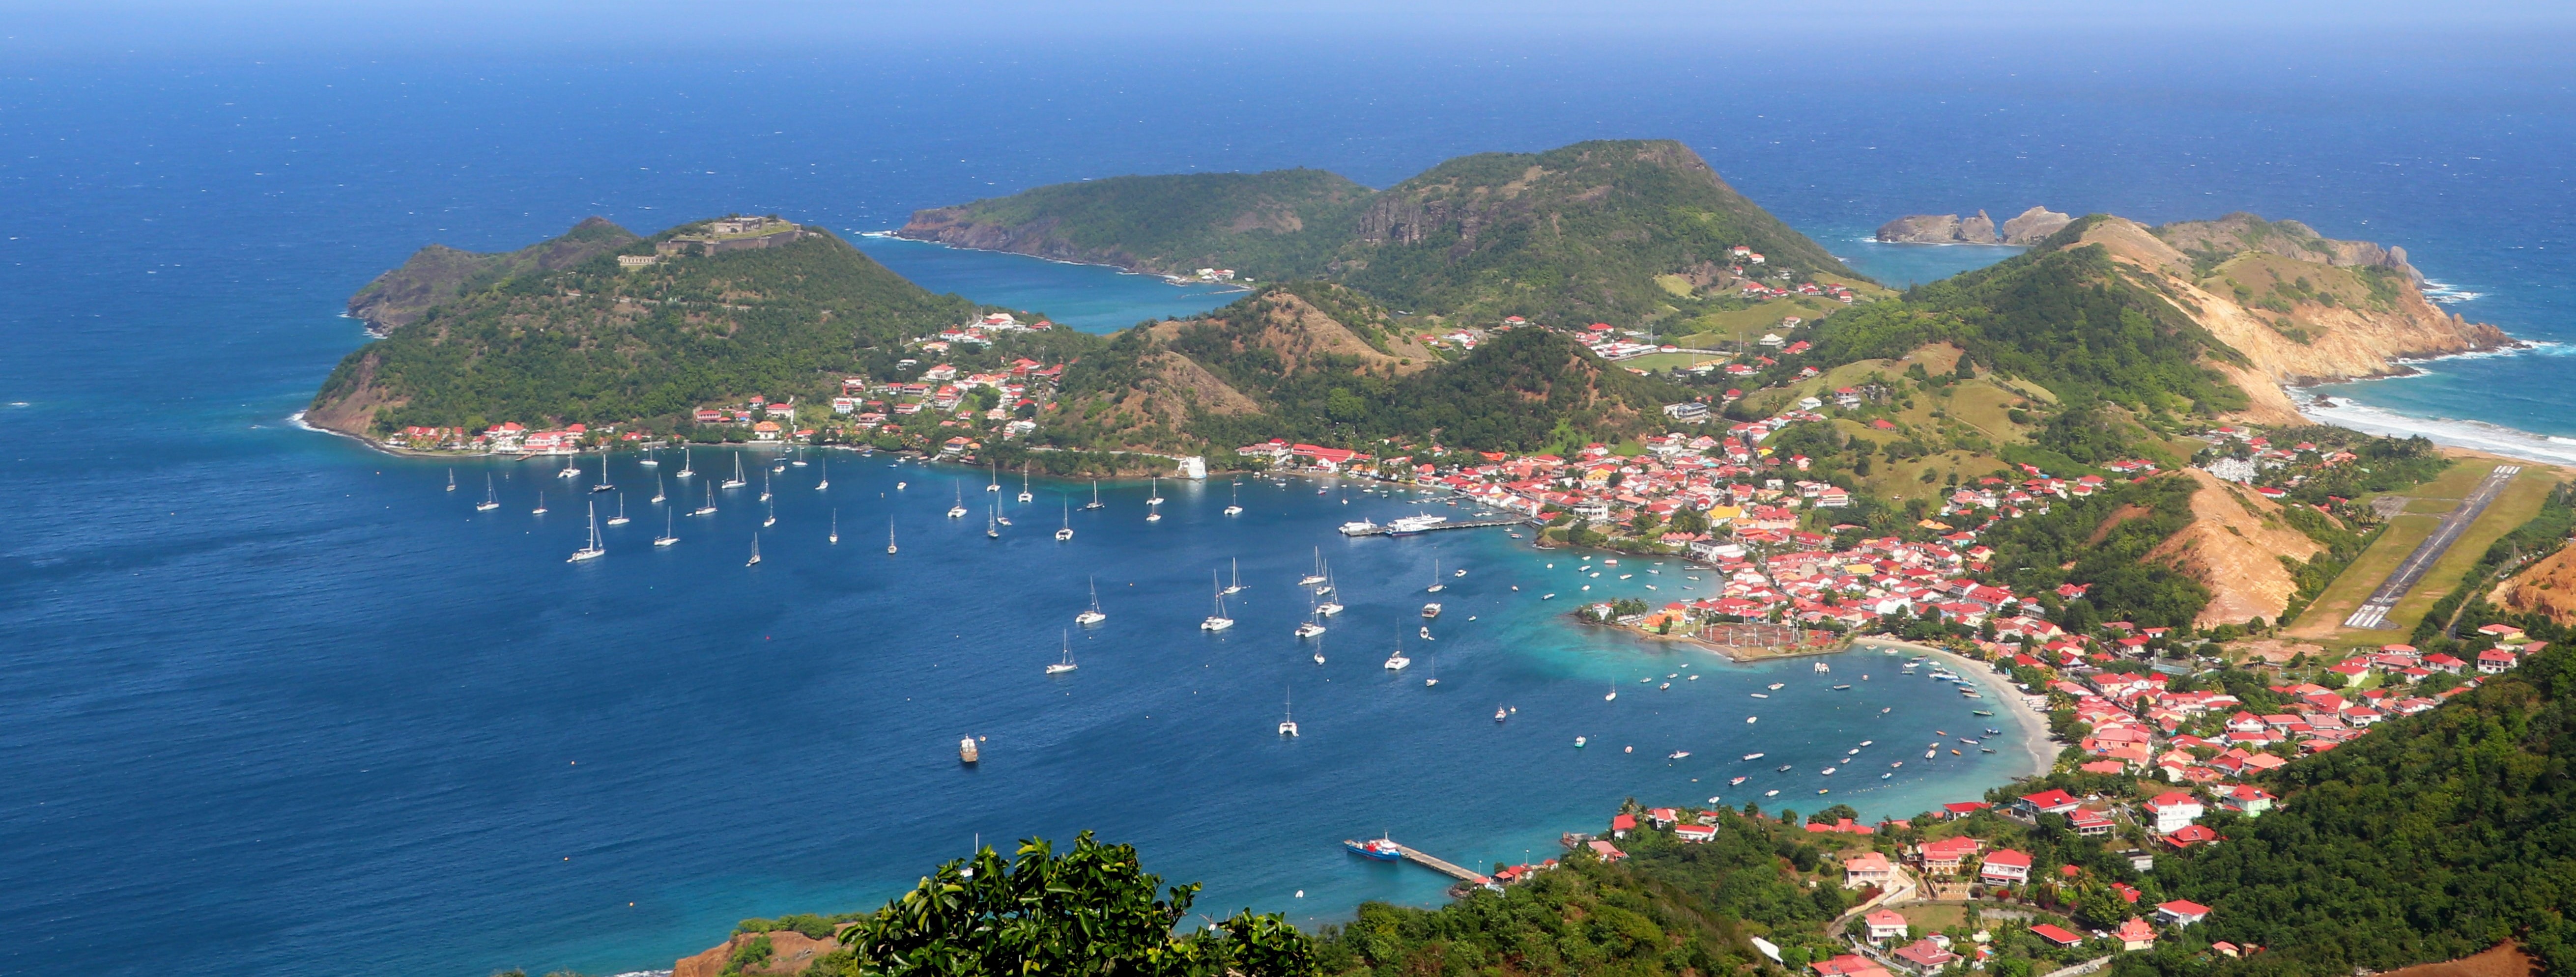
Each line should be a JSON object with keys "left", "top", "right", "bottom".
{"left": 5, "top": 0, "right": 2573, "bottom": 58}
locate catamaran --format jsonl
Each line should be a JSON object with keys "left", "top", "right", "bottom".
{"left": 654, "top": 510, "right": 679, "bottom": 547}
{"left": 1299, "top": 548, "right": 1327, "bottom": 586}
{"left": 476, "top": 475, "right": 500, "bottom": 511}
{"left": 721, "top": 453, "right": 747, "bottom": 490}
{"left": 1199, "top": 570, "right": 1233, "bottom": 631}
{"left": 606, "top": 494, "right": 630, "bottom": 526}
{"left": 946, "top": 485, "right": 968, "bottom": 519}
{"left": 745, "top": 534, "right": 761, "bottom": 566}
{"left": 1427, "top": 558, "right": 1445, "bottom": 593}
{"left": 1054, "top": 500, "right": 1074, "bottom": 541}
{"left": 828, "top": 509, "right": 839, "bottom": 544}
{"left": 1076, "top": 577, "right": 1106, "bottom": 625}
{"left": 1046, "top": 630, "right": 1079, "bottom": 674}
{"left": 1316, "top": 569, "right": 1344, "bottom": 616}
{"left": 985, "top": 463, "right": 1000, "bottom": 493}
{"left": 1383, "top": 638, "right": 1410, "bottom": 671}
{"left": 676, "top": 447, "right": 695, "bottom": 478}
{"left": 1278, "top": 686, "right": 1298, "bottom": 736}
{"left": 1145, "top": 477, "right": 1163, "bottom": 522}
{"left": 1084, "top": 479, "right": 1103, "bottom": 510}
{"left": 568, "top": 502, "right": 605, "bottom": 561}
{"left": 590, "top": 453, "right": 615, "bottom": 493}
{"left": 1223, "top": 483, "right": 1242, "bottom": 516}
{"left": 692, "top": 485, "right": 717, "bottom": 516}
{"left": 1017, "top": 464, "right": 1032, "bottom": 503}
{"left": 1223, "top": 558, "right": 1246, "bottom": 595}
{"left": 557, "top": 454, "right": 581, "bottom": 479}
{"left": 1295, "top": 600, "right": 1326, "bottom": 639}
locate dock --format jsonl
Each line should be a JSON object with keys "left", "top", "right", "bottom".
{"left": 1386, "top": 841, "right": 1492, "bottom": 886}
{"left": 1347, "top": 517, "right": 1532, "bottom": 537}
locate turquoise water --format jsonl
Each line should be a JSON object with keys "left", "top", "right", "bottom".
{"left": 848, "top": 235, "right": 1245, "bottom": 332}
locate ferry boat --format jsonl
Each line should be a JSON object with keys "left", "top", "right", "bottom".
{"left": 1344, "top": 837, "right": 1402, "bottom": 861}
{"left": 1337, "top": 518, "right": 1378, "bottom": 536}
{"left": 1382, "top": 513, "right": 1448, "bottom": 535}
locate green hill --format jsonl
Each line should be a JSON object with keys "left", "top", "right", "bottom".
{"left": 347, "top": 216, "right": 641, "bottom": 333}
{"left": 899, "top": 139, "right": 1861, "bottom": 327}
{"left": 309, "top": 219, "right": 988, "bottom": 436}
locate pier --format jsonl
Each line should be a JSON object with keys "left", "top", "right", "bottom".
{"left": 1347, "top": 517, "right": 1532, "bottom": 537}
{"left": 1387, "top": 841, "right": 1493, "bottom": 886}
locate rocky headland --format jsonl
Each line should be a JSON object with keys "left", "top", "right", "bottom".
{"left": 1875, "top": 206, "right": 2071, "bottom": 245}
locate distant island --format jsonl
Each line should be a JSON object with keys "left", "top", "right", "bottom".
{"left": 1876, "top": 206, "right": 2072, "bottom": 246}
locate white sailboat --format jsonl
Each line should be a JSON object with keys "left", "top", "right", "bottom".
{"left": 1605, "top": 685, "right": 1617, "bottom": 701}
{"left": 814, "top": 458, "right": 828, "bottom": 491}
{"left": 759, "top": 473, "right": 772, "bottom": 502}
{"left": 532, "top": 490, "right": 548, "bottom": 515}
{"left": 677, "top": 447, "right": 695, "bottom": 478}
{"left": 1146, "top": 476, "right": 1164, "bottom": 505}
{"left": 763, "top": 498, "right": 776, "bottom": 528}
{"left": 1312, "top": 635, "right": 1326, "bottom": 665}
{"left": 1145, "top": 477, "right": 1162, "bottom": 522}
{"left": 1383, "top": 638, "right": 1410, "bottom": 671}
{"left": 652, "top": 475, "right": 667, "bottom": 504}
{"left": 1316, "top": 568, "right": 1344, "bottom": 616}
{"left": 1199, "top": 570, "right": 1233, "bottom": 631}
{"left": 446, "top": 469, "right": 457, "bottom": 492}
{"left": 1017, "top": 464, "right": 1032, "bottom": 503}
{"left": 1424, "top": 652, "right": 1438, "bottom": 687}
{"left": 985, "top": 463, "right": 1000, "bottom": 493}
{"left": 1278, "top": 686, "right": 1298, "bottom": 736}
{"left": 791, "top": 447, "right": 807, "bottom": 467}
{"left": 1085, "top": 479, "right": 1103, "bottom": 510}
{"left": 1299, "top": 548, "right": 1327, "bottom": 586}
{"left": 886, "top": 518, "right": 898, "bottom": 555}
{"left": 985, "top": 504, "right": 1000, "bottom": 539}
{"left": 746, "top": 534, "right": 761, "bottom": 566}
{"left": 568, "top": 502, "right": 605, "bottom": 561}
{"left": 654, "top": 510, "right": 679, "bottom": 546}
{"left": 1295, "top": 599, "right": 1326, "bottom": 639}
{"left": 1054, "top": 500, "right": 1074, "bottom": 541}
{"left": 829, "top": 509, "right": 839, "bottom": 544}
{"left": 1046, "top": 630, "right": 1079, "bottom": 674}
{"left": 639, "top": 448, "right": 658, "bottom": 468}
{"left": 721, "top": 452, "right": 746, "bottom": 489}
{"left": 557, "top": 454, "right": 581, "bottom": 479}
{"left": 590, "top": 452, "right": 614, "bottom": 493}
{"left": 476, "top": 475, "right": 500, "bottom": 511}
{"left": 1223, "top": 558, "right": 1246, "bottom": 595}
{"left": 1427, "top": 558, "right": 1445, "bottom": 593}
{"left": 606, "top": 494, "right": 630, "bottom": 526}
{"left": 1223, "top": 483, "right": 1242, "bottom": 516}
{"left": 1076, "top": 576, "right": 1107, "bottom": 626}
{"left": 692, "top": 485, "right": 717, "bottom": 516}
{"left": 946, "top": 484, "right": 968, "bottom": 519}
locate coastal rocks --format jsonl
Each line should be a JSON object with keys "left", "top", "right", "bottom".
{"left": 2500, "top": 546, "right": 2576, "bottom": 625}
{"left": 673, "top": 928, "right": 840, "bottom": 977}
{"left": 1875, "top": 207, "right": 2069, "bottom": 245}
{"left": 2155, "top": 212, "right": 2424, "bottom": 284}
{"left": 2147, "top": 469, "right": 2325, "bottom": 629}
{"left": 1998, "top": 206, "right": 2073, "bottom": 245}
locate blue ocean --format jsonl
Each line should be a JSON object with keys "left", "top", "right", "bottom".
{"left": 3, "top": 32, "right": 2573, "bottom": 977}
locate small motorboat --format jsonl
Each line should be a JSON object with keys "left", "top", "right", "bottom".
{"left": 1574, "top": 736, "right": 1587, "bottom": 748}
{"left": 1729, "top": 776, "right": 1747, "bottom": 785}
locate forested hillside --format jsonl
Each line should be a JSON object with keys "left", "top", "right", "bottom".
{"left": 347, "top": 216, "right": 640, "bottom": 332}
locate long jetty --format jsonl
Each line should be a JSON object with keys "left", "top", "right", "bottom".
{"left": 1386, "top": 841, "right": 1492, "bottom": 886}
{"left": 1347, "top": 517, "right": 1531, "bottom": 537}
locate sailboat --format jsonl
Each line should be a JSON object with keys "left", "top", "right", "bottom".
{"left": 745, "top": 534, "right": 761, "bottom": 566}
{"left": 558, "top": 454, "right": 581, "bottom": 479}
{"left": 1076, "top": 577, "right": 1106, "bottom": 625}
{"left": 1084, "top": 479, "right": 1103, "bottom": 510}
{"left": 828, "top": 509, "right": 839, "bottom": 544}
{"left": 639, "top": 448, "right": 658, "bottom": 468}
{"left": 1605, "top": 684, "right": 1618, "bottom": 701}
{"left": 985, "top": 505, "right": 1000, "bottom": 539}
{"left": 985, "top": 463, "right": 1000, "bottom": 493}
{"left": 1045, "top": 630, "right": 1079, "bottom": 674}
{"left": 1223, "top": 558, "right": 1246, "bottom": 594}
{"left": 1316, "top": 568, "right": 1345, "bottom": 616}
{"left": 1278, "top": 686, "right": 1298, "bottom": 736}
{"left": 721, "top": 452, "right": 746, "bottom": 489}
{"left": 1383, "top": 637, "right": 1410, "bottom": 671}
{"left": 1199, "top": 570, "right": 1234, "bottom": 631}
{"left": 692, "top": 484, "right": 717, "bottom": 516}
{"left": 1055, "top": 500, "right": 1074, "bottom": 541}
{"left": 1017, "top": 464, "right": 1032, "bottom": 503}
{"left": 654, "top": 510, "right": 679, "bottom": 546}
{"left": 1312, "top": 635, "right": 1326, "bottom": 665}
{"left": 763, "top": 498, "right": 776, "bottom": 528}
{"left": 652, "top": 475, "right": 667, "bottom": 504}
{"left": 606, "top": 494, "right": 630, "bottom": 526}
{"left": 476, "top": 475, "right": 500, "bottom": 511}
{"left": 1427, "top": 558, "right": 1445, "bottom": 593}
{"left": 1299, "top": 548, "right": 1327, "bottom": 586}
{"left": 568, "top": 502, "right": 605, "bottom": 561}
{"left": 1424, "top": 652, "right": 1438, "bottom": 687}
{"left": 1146, "top": 476, "right": 1165, "bottom": 505}
{"left": 886, "top": 518, "right": 898, "bottom": 555}
{"left": 814, "top": 458, "right": 828, "bottom": 491}
{"left": 677, "top": 447, "right": 695, "bottom": 478}
{"left": 1295, "top": 599, "right": 1326, "bottom": 639}
{"left": 446, "top": 469, "right": 457, "bottom": 492}
{"left": 532, "top": 490, "right": 548, "bottom": 515}
{"left": 791, "top": 447, "right": 807, "bottom": 467}
{"left": 947, "top": 484, "right": 968, "bottom": 519}
{"left": 759, "top": 473, "right": 772, "bottom": 502}
{"left": 1223, "top": 483, "right": 1242, "bottom": 516}
{"left": 590, "top": 453, "right": 615, "bottom": 492}
{"left": 1145, "top": 477, "right": 1162, "bottom": 522}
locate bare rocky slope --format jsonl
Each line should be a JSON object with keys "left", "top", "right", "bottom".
{"left": 2149, "top": 469, "right": 2327, "bottom": 628}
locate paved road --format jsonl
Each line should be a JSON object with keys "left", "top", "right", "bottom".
{"left": 2346, "top": 465, "right": 2521, "bottom": 630}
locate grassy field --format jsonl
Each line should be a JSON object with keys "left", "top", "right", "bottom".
{"left": 1669, "top": 297, "right": 1841, "bottom": 346}
{"left": 1894, "top": 904, "right": 1970, "bottom": 930}
{"left": 1617, "top": 351, "right": 1729, "bottom": 373}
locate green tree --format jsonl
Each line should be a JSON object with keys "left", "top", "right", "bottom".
{"left": 841, "top": 832, "right": 1313, "bottom": 976}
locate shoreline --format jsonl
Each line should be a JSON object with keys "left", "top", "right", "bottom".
{"left": 2286, "top": 381, "right": 2576, "bottom": 470}
{"left": 854, "top": 230, "right": 1257, "bottom": 294}
{"left": 1850, "top": 637, "right": 2061, "bottom": 785}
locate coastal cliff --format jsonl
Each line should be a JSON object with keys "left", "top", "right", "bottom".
{"left": 2060, "top": 216, "right": 2511, "bottom": 424}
